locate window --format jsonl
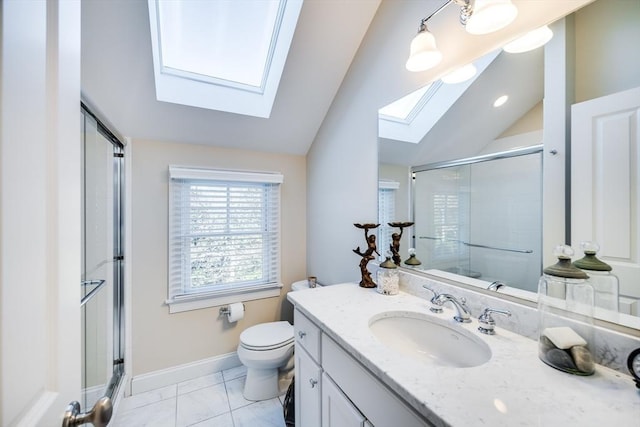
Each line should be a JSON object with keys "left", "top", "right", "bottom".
{"left": 168, "top": 166, "right": 283, "bottom": 313}
{"left": 378, "top": 180, "right": 399, "bottom": 257}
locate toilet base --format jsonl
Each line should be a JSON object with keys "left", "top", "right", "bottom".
{"left": 243, "top": 367, "right": 281, "bottom": 401}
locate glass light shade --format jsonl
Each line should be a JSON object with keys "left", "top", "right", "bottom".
{"left": 503, "top": 25, "right": 553, "bottom": 53}
{"left": 406, "top": 29, "right": 443, "bottom": 72}
{"left": 465, "top": 0, "right": 518, "bottom": 35}
{"left": 441, "top": 63, "right": 477, "bottom": 84}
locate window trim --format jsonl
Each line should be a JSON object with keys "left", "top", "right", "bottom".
{"left": 167, "top": 166, "right": 283, "bottom": 313}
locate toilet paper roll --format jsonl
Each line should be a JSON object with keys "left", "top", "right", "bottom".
{"left": 227, "top": 302, "right": 245, "bottom": 323}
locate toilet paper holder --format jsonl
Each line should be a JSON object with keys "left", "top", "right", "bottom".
{"left": 219, "top": 303, "right": 245, "bottom": 316}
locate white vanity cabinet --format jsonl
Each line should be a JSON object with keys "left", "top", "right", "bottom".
{"left": 294, "top": 309, "right": 322, "bottom": 427}
{"left": 294, "top": 308, "right": 430, "bottom": 427}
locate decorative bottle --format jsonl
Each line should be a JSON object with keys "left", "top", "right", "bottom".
{"left": 376, "top": 254, "right": 399, "bottom": 295}
{"left": 573, "top": 241, "right": 619, "bottom": 312}
{"left": 537, "top": 245, "right": 595, "bottom": 376}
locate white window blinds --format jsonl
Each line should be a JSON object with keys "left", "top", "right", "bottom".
{"left": 378, "top": 182, "right": 398, "bottom": 256}
{"left": 168, "top": 167, "right": 283, "bottom": 304}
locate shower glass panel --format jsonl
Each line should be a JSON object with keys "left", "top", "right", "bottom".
{"left": 81, "top": 106, "right": 124, "bottom": 409}
{"left": 413, "top": 149, "right": 542, "bottom": 292}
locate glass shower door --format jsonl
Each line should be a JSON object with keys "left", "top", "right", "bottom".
{"left": 81, "top": 106, "right": 124, "bottom": 410}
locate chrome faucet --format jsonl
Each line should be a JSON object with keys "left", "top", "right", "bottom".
{"left": 431, "top": 293, "right": 471, "bottom": 323}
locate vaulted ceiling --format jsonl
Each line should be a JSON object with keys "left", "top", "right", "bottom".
{"left": 81, "top": 0, "right": 592, "bottom": 158}
{"left": 81, "top": 0, "right": 380, "bottom": 155}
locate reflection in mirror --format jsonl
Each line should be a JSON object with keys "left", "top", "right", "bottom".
{"left": 378, "top": 0, "right": 640, "bottom": 329}
{"left": 413, "top": 147, "right": 542, "bottom": 293}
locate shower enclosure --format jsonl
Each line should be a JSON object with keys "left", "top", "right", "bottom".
{"left": 81, "top": 103, "right": 125, "bottom": 411}
{"left": 412, "top": 146, "right": 542, "bottom": 292}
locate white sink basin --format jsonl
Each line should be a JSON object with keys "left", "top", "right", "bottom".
{"left": 369, "top": 311, "right": 491, "bottom": 368}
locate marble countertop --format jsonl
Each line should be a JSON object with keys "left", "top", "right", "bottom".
{"left": 288, "top": 283, "right": 640, "bottom": 427}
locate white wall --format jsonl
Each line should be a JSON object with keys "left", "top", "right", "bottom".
{"left": 130, "top": 139, "right": 306, "bottom": 375}
{"left": 575, "top": 0, "right": 640, "bottom": 103}
{"left": 306, "top": 0, "right": 431, "bottom": 285}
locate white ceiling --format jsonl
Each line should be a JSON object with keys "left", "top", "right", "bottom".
{"left": 81, "top": 0, "right": 381, "bottom": 155}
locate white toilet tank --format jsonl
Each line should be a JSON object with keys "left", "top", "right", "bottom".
{"left": 291, "top": 279, "right": 323, "bottom": 292}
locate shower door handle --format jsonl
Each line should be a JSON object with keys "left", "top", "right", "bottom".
{"left": 62, "top": 396, "right": 112, "bottom": 427}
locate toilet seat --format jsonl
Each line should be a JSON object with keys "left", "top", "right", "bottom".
{"left": 240, "top": 321, "right": 293, "bottom": 351}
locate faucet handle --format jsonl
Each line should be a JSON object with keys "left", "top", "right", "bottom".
{"left": 487, "top": 281, "right": 506, "bottom": 291}
{"left": 422, "top": 285, "right": 438, "bottom": 297}
{"left": 422, "top": 286, "right": 443, "bottom": 313}
{"left": 478, "top": 307, "right": 512, "bottom": 335}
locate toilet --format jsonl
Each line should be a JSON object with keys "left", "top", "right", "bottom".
{"left": 237, "top": 279, "right": 322, "bottom": 401}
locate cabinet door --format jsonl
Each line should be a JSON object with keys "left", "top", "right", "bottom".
{"left": 322, "top": 373, "right": 366, "bottom": 427}
{"left": 295, "top": 346, "right": 322, "bottom": 427}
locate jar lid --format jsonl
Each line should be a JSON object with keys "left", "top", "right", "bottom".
{"left": 573, "top": 241, "right": 612, "bottom": 271}
{"left": 543, "top": 245, "right": 589, "bottom": 279}
{"left": 379, "top": 257, "right": 397, "bottom": 269}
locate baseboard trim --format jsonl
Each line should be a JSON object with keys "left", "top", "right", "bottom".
{"left": 130, "top": 352, "right": 241, "bottom": 395}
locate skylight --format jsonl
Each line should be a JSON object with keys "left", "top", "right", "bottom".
{"left": 148, "top": 0, "right": 303, "bottom": 118}
{"left": 378, "top": 50, "right": 500, "bottom": 143}
{"left": 378, "top": 84, "right": 432, "bottom": 122}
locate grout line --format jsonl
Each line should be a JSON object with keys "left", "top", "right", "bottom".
{"left": 223, "top": 374, "right": 236, "bottom": 427}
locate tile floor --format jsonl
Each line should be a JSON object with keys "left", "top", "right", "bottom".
{"left": 112, "top": 365, "right": 288, "bottom": 427}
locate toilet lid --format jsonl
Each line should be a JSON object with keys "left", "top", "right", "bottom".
{"left": 240, "top": 321, "right": 293, "bottom": 349}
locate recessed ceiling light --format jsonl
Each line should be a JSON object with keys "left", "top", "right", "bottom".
{"left": 493, "top": 95, "right": 508, "bottom": 107}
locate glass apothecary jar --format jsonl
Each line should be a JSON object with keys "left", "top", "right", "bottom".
{"left": 573, "top": 241, "right": 620, "bottom": 312}
{"left": 376, "top": 255, "right": 399, "bottom": 295}
{"left": 537, "top": 245, "right": 595, "bottom": 376}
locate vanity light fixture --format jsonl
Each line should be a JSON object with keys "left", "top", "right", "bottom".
{"left": 465, "top": 0, "right": 518, "bottom": 35}
{"left": 441, "top": 63, "right": 477, "bottom": 84}
{"left": 406, "top": 0, "right": 518, "bottom": 72}
{"left": 503, "top": 25, "right": 553, "bottom": 53}
{"left": 406, "top": 20, "right": 443, "bottom": 72}
{"left": 493, "top": 94, "right": 508, "bottom": 107}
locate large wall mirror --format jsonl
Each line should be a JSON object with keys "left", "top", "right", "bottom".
{"left": 378, "top": 0, "right": 640, "bottom": 329}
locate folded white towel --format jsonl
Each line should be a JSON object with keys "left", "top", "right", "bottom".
{"left": 543, "top": 326, "right": 587, "bottom": 349}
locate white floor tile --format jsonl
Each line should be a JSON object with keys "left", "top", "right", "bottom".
{"left": 119, "top": 384, "right": 177, "bottom": 412}
{"left": 232, "top": 398, "right": 285, "bottom": 427}
{"left": 222, "top": 364, "right": 247, "bottom": 382}
{"left": 176, "top": 383, "right": 230, "bottom": 426}
{"left": 177, "top": 372, "right": 224, "bottom": 395}
{"left": 112, "top": 366, "right": 287, "bottom": 427}
{"left": 187, "top": 411, "right": 234, "bottom": 427}
{"left": 225, "top": 376, "right": 253, "bottom": 410}
{"left": 112, "top": 397, "right": 176, "bottom": 427}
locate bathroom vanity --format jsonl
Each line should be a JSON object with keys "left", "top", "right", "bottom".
{"left": 288, "top": 283, "right": 639, "bottom": 427}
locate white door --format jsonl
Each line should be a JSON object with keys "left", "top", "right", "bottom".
{"left": 571, "top": 86, "right": 640, "bottom": 303}
{"left": 1, "top": 1, "right": 82, "bottom": 426}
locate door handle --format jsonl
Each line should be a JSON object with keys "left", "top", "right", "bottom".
{"left": 62, "top": 396, "right": 112, "bottom": 427}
